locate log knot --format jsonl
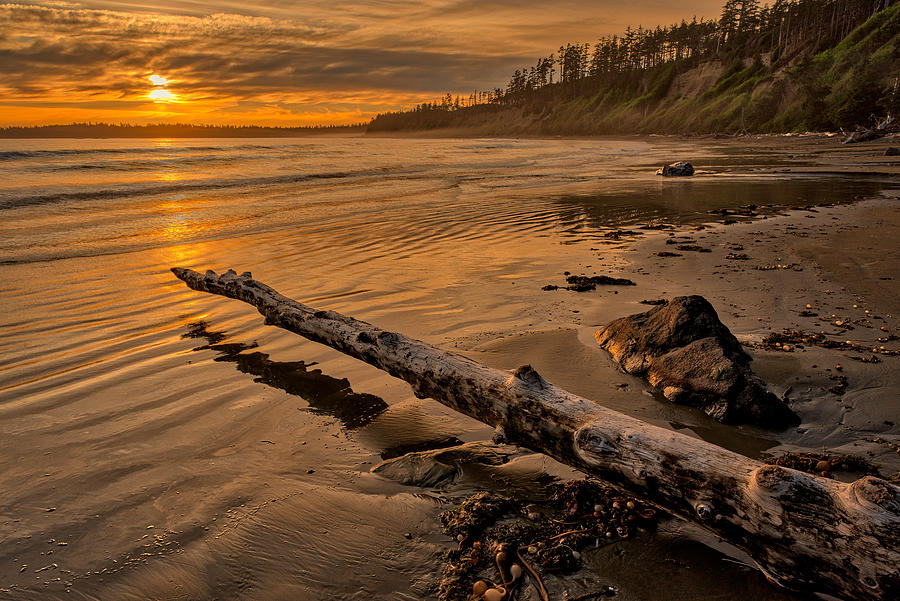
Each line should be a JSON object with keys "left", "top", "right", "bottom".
{"left": 751, "top": 464, "right": 794, "bottom": 491}
{"left": 377, "top": 331, "right": 400, "bottom": 346}
{"left": 572, "top": 423, "right": 618, "bottom": 467}
{"left": 695, "top": 502, "right": 715, "bottom": 522}
{"left": 508, "top": 364, "right": 547, "bottom": 389}
{"left": 850, "top": 477, "right": 900, "bottom": 515}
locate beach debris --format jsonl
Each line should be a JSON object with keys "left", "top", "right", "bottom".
{"left": 438, "top": 481, "right": 656, "bottom": 600}
{"left": 566, "top": 275, "right": 636, "bottom": 290}
{"left": 842, "top": 117, "right": 893, "bottom": 144}
{"left": 755, "top": 263, "right": 800, "bottom": 271}
{"left": 656, "top": 161, "right": 694, "bottom": 176}
{"left": 758, "top": 329, "right": 900, "bottom": 356}
{"left": 725, "top": 253, "right": 750, "bottom": 260}
{"left": 675, "top": 244, "right": 712, "bottom": 253}
{"left": 849, "top": 354, "right": 881, "bottom": 364}
{"left": 708, "top": 205, "right": 759, "bottom": 217}
{"left": 602, "top": 229, "right": 641, "bottom": 240}
{"left": 171, "top": 267, "right": 900, "bottom": 601}
{"left": 655, "top": 251, "right": 682, "bottom": 257}
{"left": 544, "top": 274, "right": 636, "bottom": 292}
{"left": 885, "top": 147, "right": 900, "bottom": 156}
{"left": 596, "top": 295, "right": 799, "bottom": 428}
{"left": 842, "top": 127, "right": 881, "bottom": 144}
{"left": 372, "top": 441, "right": 525, "bottom": 488}
{"left": 639, "top": 223, "right": 673, "bottom": 230}
{"left": 765, "top": 452, "right": 881, "bottom": 479}
{"left": 870, "top": 437, "right": 900, "bottom": 455}
{"left": 829, "top": 374, "right": 848, "bottom": 395}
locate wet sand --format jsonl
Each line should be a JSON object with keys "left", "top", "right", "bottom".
{"left": 1, "top": 134, "right": 898, "bottom": 600}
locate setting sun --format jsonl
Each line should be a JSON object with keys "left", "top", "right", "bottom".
{"left": 148, "top": 88, "right": 177, "bottom": 102}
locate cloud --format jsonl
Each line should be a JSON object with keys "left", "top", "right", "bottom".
{"left": 0, "top": 1, "right": 725, "bottom": 125}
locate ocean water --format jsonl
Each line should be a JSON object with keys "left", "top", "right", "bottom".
{"left": 0, "top": 136, "right": 895, "bottom": 600}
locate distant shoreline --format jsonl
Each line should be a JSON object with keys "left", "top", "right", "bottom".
{"left": 0, "top": 124, "right": 367, "bottom": 139}
{"left": 0, "top": 127, "right": 859, "bottom": 140}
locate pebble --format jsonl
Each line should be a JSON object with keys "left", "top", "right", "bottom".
{"left": 472, "top": 580, "right": 489, "bottom": 596}
{"left": 483, "top": 587, "right": 505, "bottom": 601}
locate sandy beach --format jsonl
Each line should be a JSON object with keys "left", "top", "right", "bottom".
{"left": 1, "top": 134, "right": 898, "bottom": 600}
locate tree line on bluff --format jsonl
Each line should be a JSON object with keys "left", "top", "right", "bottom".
{"left": 369, "top": 0, "right": 897, "bottom": 133}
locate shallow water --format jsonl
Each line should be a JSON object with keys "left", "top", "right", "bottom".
{"left": 1, "top": 136, "right": 896, "bottom": 600}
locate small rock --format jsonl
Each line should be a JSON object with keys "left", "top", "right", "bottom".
{"left": 657, "top": 161, "right": 695, "bottom": 176}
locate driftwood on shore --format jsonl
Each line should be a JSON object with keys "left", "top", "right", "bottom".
{"left": 172, "top": 267, "right": 900, "bottom": 601}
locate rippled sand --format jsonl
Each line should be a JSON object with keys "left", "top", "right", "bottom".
{"left": 1, "top": 135, "right": 898, "bottom": 600}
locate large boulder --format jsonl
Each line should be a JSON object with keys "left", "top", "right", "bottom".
{"left": 656, "top": 161, "right": 695, "bottom": 176}
{"left": 595, "top": 296, "right": 799, "bottom": 429}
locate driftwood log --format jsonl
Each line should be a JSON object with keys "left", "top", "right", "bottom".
{"left": 172, "top": 268, "right": 900, "bottom": 601}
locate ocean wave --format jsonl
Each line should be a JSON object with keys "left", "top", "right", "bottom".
{"left": 0, "top": 143, "right": 318, "bottom": 162}
{"left": 0, "top": 169, "right": 361, "bottom": 209}
{"left": 40, "top": 154, "right": 244, "bottom": 172}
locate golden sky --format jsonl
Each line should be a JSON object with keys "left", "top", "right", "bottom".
{"left": 0, "top": 1, "right": 724, "bottom": 126}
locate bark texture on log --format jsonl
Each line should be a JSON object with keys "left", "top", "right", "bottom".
{"left": 172, "top": 267, "right": 900, "bottom": 601}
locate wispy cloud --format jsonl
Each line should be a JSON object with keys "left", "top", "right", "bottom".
{"left": 0, "top": 1, "right": 724, "bottom": 125}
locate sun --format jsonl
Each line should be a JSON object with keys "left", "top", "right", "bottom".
{"left": 149, "top": 89, "right": 177, "bottom": 102}
{"left": 147, "top": 74, "right": 177, "bottom": 102}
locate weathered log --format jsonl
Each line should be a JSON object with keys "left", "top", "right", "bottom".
{"left": 172, "top": 267, "right": 900, "bottom": 601}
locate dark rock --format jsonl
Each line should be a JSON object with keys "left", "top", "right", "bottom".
{"left": 564, "top": 274, "right": 636, "bottom": 292}
{"left": 656, "top": 161, "right": 695, "bottom": 176}
{"left": 595, "top": 295, "right": 800, "bottom": 428}
{"left": 885, "top": 147, "right": 900, "bottom": 156}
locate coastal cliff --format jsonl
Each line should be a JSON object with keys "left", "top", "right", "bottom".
{"left": 368, "top": 1, "right": 899, "bottom": 136}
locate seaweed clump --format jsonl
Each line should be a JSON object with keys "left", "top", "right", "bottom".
{"left": 437, "top": 480, "right": 659, "bottom": 601}
{"left": 759, "top": 329, "right": 900, "bottom": 356}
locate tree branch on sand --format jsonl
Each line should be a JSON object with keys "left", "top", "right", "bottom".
{"left": 171, "top": 267, "right": 900, "bottom": 601}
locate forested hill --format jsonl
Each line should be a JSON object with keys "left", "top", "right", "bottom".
{"left": 368, "top": 0, "right": 899, "bottom": 135}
